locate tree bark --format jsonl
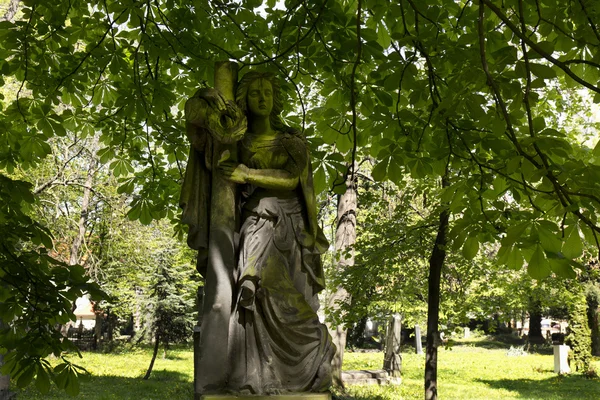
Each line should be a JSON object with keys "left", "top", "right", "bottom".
{"left": 1, "top": 0, "right": 20, "bottom": 22}
{"left": 326, "top": 174, "right": 357, "bottom": 388}
{"left": 383, "top": 314, "right": 402, "bottom": 377}
{"left": 69, "top": 154, "right": 97, "bottom": 266}
{"left": 587, "top": 296, "right": 600, "bottom": 356}
{"left": 424, "top": 182, "right": 449, "bottom": 400}
{"left": 143, "top": 333, "right": 160, "bottom": 380}
{"left": 528, "top": 299, "right": 544, "bottom": 344}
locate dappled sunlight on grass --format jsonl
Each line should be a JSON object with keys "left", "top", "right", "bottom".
{"left": 340, "top": 338, "right": 600, "bottom": 400}
{"left": 14, "top": 346, "right": 195, "bottom": 400}
{"left": 12, "top": 340, "right": 600, "bottom": 399}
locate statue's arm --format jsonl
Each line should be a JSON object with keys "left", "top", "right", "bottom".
{"left": 218, "top": 163, "right": 299, "bottom": 191}
{"left": 247, "top": 167, "right": 299, "bottom": 191}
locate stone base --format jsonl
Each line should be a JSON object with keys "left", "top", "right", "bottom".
{"left": 0, "top": 389, "right": 17, "bottom": 400}
{"left": 200, "top": 393, "right": 331, "bottom": 400}
{"left": 342, "top": 370, "right": 401, "bottom": 386}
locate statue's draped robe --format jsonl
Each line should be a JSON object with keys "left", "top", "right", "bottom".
{"left": 180, "top": 128, "right": 334, "bottom": 394}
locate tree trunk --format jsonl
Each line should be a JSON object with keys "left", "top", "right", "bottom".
{"left": 424, "top": 194, "right": 449, "bottom": 400}
{"left": 528, "top": 300, "right": 544, "bottom": 344}
{"left": 326, "top": 173, "right": 357, "bottom": 388}
{"left": 587, "top": 296, "right": 600, "bottom": 356}
{"left": 143, "top": 333, "right": 160, "bottom": 380}
{"left": 1, "top": 0, "right": 20, "bottom": 22}
{"left": 383, "top": 314, "right": 402, "bottom": 377}
{"left": 69, "top": 150, "right": 97, "bottom": 266}
{"left": 347, "top": 315, "right": 368, "bottom": 349}
{"left": 94, "top": 312, "right": 103, "bottom": 345}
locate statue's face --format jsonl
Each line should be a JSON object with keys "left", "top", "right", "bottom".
{"left": 247, "top": 79, "right": 273, "bottom": 118}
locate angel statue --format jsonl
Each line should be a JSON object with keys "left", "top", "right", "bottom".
{"left": 180, "top": 62, "right": 334, "bottom": 397}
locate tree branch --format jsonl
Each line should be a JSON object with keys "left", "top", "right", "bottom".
{"left": 481, "top": 0, "right": 600, "bottom": 94}
{"left": 349, "top": 0, "right": 362, "bottom": 182}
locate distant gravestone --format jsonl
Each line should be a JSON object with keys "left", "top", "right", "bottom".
{"left": 415, "top": 325, "right": 423, "bottom": 355}
{"left": 464, "top": 327, "right": 470, "bottom": 339}
{"left": 553, "top": 345, "right": 571, "bottom": 374}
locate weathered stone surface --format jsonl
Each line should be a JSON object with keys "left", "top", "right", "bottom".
{"left": 341, "top": 369, "right": 401, "bottom": 386}
{"left": 415, "top": 325, "right": 423, "bottom": 355}
{"left": 200, "top": 393, "right": 332, "bottom": 400}
{"left": 182, "top": 65, "right": 334, "bottom": 396}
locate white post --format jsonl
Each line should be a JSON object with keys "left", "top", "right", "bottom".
{"left": 553, "top": 345, "right": 570, "bottom": 374}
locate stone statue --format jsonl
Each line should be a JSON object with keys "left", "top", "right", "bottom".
{"left": 180, "top": 62, "right": 334, "bottom": 397}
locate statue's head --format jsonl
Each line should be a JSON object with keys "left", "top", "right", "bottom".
{"left": 236, "top": 71, "right": 285, "bottom": 130}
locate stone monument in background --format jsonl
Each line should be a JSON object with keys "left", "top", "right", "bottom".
{"left": 180, "top": 62, "right": 334, "bottom": 399}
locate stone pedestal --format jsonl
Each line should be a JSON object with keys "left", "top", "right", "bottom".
{"left": 200, "top": 393, "right": 331, "bottom": 400}
{"left": 464, "top": 327, "right": 470, "bottom": 339}
{"left": 341, "top": 370, "right": 401, "bottom": 385}
{"left": 0, "top": 348, "right": 15, "bottom": 400}
{"left": 553, "top": 344, "right": 570, "bottom": 374}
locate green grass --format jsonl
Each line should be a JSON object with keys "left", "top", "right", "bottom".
{"left": 339, "top": 338, "right": 600, "bottom": 400}
{"left": 14, "top": 346, "right": 195, "bottom": 399}
{"left": 12, "top": 339, "right": 600, "bottom": 399}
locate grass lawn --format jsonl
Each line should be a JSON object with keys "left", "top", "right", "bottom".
{"left": 12, "top": 338, "right": 600, "bottom": 399}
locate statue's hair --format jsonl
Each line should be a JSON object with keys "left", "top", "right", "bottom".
{"left": 236, "top": 71, "right": 286, "bottom": 131}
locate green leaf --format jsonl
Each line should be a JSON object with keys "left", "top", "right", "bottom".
{"left": 507, "top": 247, "right": 524, "bottom": 270}
{"left": 139, "top": 202, "right": 153, "bottom": 225}
{"left": 462, "top": 235, "right": 479, "bottom": 260}
{"left": 383, "top": 72, "right": 401, "bottom": 92}
{"left": 497, "top": 243, "right": 511, "bottom": 264}
{"left": 65, "top": 369, "right": 80, "bottom": 396}
{"left": 593, "top": 140, "right": 600, "bottom": 158}
{"left": 527, "top": 244, "right": 551, "bottom": 280}
{"left": 16, "top": 363, "right": 36, "bottom": 388}
{"left": 36, "top": 365, "right": 51, "bottom": 394}
{"left": 529, "top": 63, "right": 556, "bottom": 79}
{"left": 506, "top": 156, "right": 521, "bottom": 174}
{"left": 504, "top": 221, "right": 529, "bottom": 246}
{"left": 53, "top": 364, "right": 69, "bottom": 388}
{"left": 537, "top": 225, "right": 561, "bottom": 253}
{"left": 127, "top": 202, "right": 142, "bottom": 221}
{"left": 313, "top": 166, "right": 326, "bottom": 194}
{"left": 388, "top": 159, "right": 403, "bottom": 184}
{"left": 97, "top": 147, "right": 114, "bottom": 164}
{"left": 562, "top": 225, "right": 583, "bottom": 259}
{"left": 372, "top": 158, "right": 388, "bottom": 181}
{"left": 549, "top": 258, "right": 576, "bottom": 279}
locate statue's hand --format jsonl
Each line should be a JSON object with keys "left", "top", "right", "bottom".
{"left": 218, "top": 161, "right": 249, "bottom": 184}
{"left": 192, "top": 87, "right": 227, "bottom": 113}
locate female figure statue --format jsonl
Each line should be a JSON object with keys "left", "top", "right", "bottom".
{"left": 181, "top": 70, "right": 334, "bottom": 395}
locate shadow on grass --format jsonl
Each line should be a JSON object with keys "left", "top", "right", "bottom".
{"left": 477, "top": 374, "right": 600, "bottom": 400}
{"left": 453, "top": 335, "right": 556, "bottom": 355}
{"left": 454, "top": 338, "right": 515, "bottom": 350}
{"left": 16, "top": 370, "right": 193, "bottom": 400}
